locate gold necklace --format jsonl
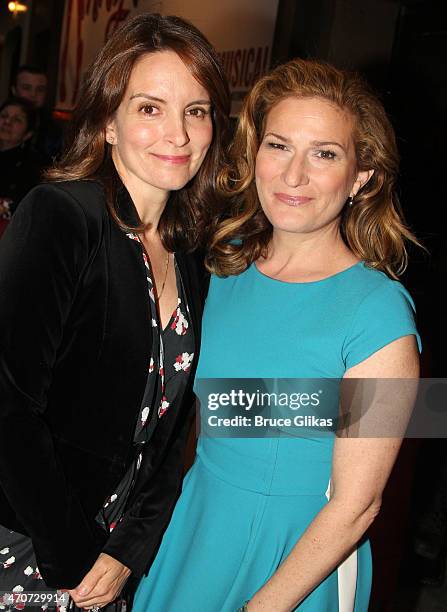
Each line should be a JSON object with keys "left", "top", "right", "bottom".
{"left": 157, "top": 252, "right": 170, "bottom": 300}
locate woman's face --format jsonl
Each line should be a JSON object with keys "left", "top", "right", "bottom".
{"left": 255, "top": 96, "right": 372, "bottom": 239}
{"left": 106, "top": 50, "right": 213, "bottom": 204}
{"left": 0, "top": 104, "right": 31, "bottom": 150}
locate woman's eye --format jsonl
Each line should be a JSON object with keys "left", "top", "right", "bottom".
{"left": 315, "top": 149, "right": 337, "bottom": 160}
{"left": 186, "top": 107, "right": 209, "bottom": 119}
{"left": 267, "top": 141, "right": 288, "bottom": 151}
{"left": 139, "top": 104, "right": 159, "bottom": 116}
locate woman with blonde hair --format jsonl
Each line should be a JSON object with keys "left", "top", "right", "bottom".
{"left": 134, "top": 59, "right": 420, "bottom": 611}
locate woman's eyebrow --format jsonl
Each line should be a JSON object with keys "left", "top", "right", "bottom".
{"left": 129, "top": 93, "right": 211, "bottom": 106}
{"left": 129, "top": 94, "right": 165, "bottom": 102}
{"left": 186, "top": 99, "right": 211, "bottom": 105}
{"left": 310, "top": 140, "right": 347, "bottom": 152}
{"left": 264, "top": 131, "right": 291, "bottom": 143}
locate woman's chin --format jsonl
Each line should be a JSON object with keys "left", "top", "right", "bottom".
{"left": 265, "top": 213, "right": 309, "bottom": 236}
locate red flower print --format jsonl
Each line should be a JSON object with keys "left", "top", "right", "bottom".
{"left": 158, "top": 396, "right": 170, "bottom": 418}
{"left": 174, "top": 352, "right": 194, "bottom": 372}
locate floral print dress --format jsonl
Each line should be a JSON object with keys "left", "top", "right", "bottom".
{"left": 0, "top": 234, "right": 194, "bottom": 611}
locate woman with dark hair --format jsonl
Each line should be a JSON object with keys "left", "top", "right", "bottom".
{"left": 0, "top": 96, "right": 42, "bottom": 225}
{"left": 134, "top": 59, "right": 420, "bottom": 611}
{"left": 0, "top": 13, "right": 229, "bottom": 611}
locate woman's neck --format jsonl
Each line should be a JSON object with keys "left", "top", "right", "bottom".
{"left": 127, "top": 183, "right": 168, "bottom": 229}
{"left": 258, "top": 226, "right": 358, "bottom": 283}
{"left": 112, "top": 156, "right": 169, "bottom": 229}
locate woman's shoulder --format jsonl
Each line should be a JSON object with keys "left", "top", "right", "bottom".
{"left": 341, "top": 263, "right": 420, "bottom": 368}
{"left": 21, "top": 179, "right": 107, "bottom": 226}
{"left": 344, "top": 262, "right": 414, "bottom": 307}
{"left": 10, "top": 180, "right": 108, "bottom": 250}
{"left": 208, "top": 267, "right": 248, "bottom": 285}
{"left": 32, "top": 179, "right": 104, "bottom": 208}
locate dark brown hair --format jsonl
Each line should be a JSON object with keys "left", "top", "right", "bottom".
{"left": 47, "top": 13, "right": 230, "bottom": 251}
{"left": 13, "top": 65, "right": 47, "bottom": 84}
{"left": 208, "top": 58, "right": 420, "bottom": 278}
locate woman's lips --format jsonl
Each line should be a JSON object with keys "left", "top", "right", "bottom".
{"left": 152, "top": 154, "right": 191, "bottom": 164}
{"left": 274, "top": 193, "right": 313, "bottom": 206}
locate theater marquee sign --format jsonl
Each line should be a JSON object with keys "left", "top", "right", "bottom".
{"left": 56, "top": 0, "right": 279, "bottom": 115}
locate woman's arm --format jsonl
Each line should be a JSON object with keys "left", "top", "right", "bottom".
{"left": 0, "top": 185, "right": 105, "bottom": 587}
{"left": 102, "top": 399, "right": 195, "bottom": 574}
{"left": 69, "top": 402, "right": 195, "bottom": 608}
{"left": 246, "top": 335, "right": 419, "bottom": 611}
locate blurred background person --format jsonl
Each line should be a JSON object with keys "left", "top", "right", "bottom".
{"left": 0, "top": 96, "right": 43, "bottom": 236}
{"left": 11, "top": 65, "right": 63, "bottom": 160}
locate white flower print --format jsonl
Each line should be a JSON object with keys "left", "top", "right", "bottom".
{"left": 2, "top": 555, "right": 15, "bottom": 568}
{"left": 0, "top": 547, "right": 9, "bottom": 554}
{"left": 158, "top": 397, "right": 170, "bottom": 418}
{"left": 171, "top": 305, "right": 188, "bottom": 336}
{"left": 104, "top": 493, "right": 118, "bottom": 508}
{"left": 23, "top": 566, "right": 33, "bottom": 576}
{"left": 148, "top": 357, "right": 155, "bottom": 373}
{"left": 141, "top": 406, "right": 150, "bottom": 426}
{"left": 174, "top": 352, "right": 194, "bottom": 372}
{"left": 12, "top": 586, "right": 23, "bottom": 592}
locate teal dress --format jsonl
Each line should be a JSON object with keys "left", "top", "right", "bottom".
{"left": 133, "top": 262, "right": 420, "bottom": 612}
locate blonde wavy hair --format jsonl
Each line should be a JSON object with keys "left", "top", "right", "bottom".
{"left": 207, "top": 58, "right": 420, "bottom": 278}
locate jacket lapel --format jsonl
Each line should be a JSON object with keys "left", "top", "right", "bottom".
{"left": 175, "top": 251, "right": 206, "bottom": 358}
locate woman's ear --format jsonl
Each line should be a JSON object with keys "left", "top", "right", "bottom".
{"left": 105, "top": 121, "right": 117, "bottom": 145}
{"left": 351, "top": 169, "right": 374, "bottom": 197}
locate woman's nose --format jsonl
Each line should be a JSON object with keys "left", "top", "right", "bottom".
{"left": 165, "top": 115, "right": 190, "bottom": 147}
{"left": 283, "top": 154, "right": 309, "bottom": 188}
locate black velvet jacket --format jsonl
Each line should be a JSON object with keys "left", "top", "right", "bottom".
{"left": 0, "top": 180, "right": 206, "bottom": 588}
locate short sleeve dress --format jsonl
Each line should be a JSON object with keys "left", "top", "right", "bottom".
{"left": 133, "top": 261, "right": 420, "bottom": 612}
